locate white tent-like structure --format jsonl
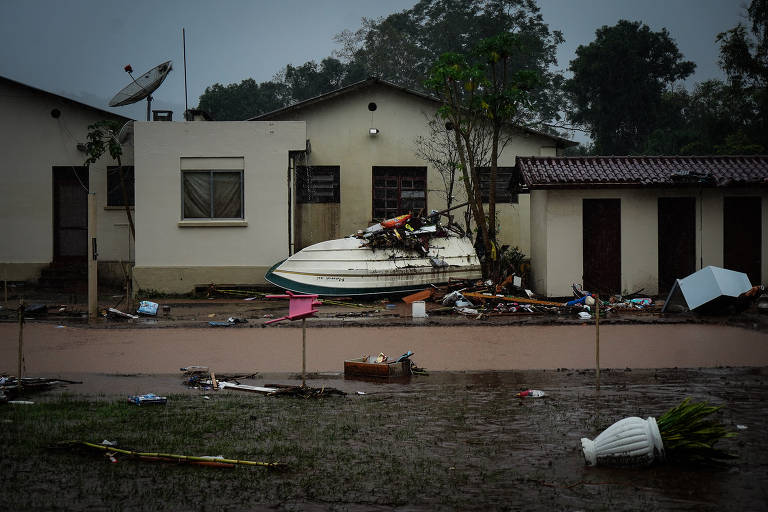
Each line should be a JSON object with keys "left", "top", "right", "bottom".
{"left": 662, "top": 266, "right": 753, "bottom": 313}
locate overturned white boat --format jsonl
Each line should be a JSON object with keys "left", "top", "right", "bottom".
{"left": 265, "top": 223, "right": 481, "bottom": 297}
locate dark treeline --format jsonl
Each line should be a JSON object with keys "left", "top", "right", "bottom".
{"left": 197, "top": 0, "right": 767, "bottom": 156}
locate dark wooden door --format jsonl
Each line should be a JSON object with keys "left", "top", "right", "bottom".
{"left": 583, "top": 199, "right": 621, "bottom": 294}
{"left": 53, "top": 166, "right": 89, "bottom": 261}
{"left": 658, "top": 197, "right": 696, "bottom": 294}
{"left": 724, "top": 196, "right": 761, "bottom": 284}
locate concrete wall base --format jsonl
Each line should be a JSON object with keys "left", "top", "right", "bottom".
{"left": 133, "top": 266, "right": 272, "bottom": 295}
{"left": 0, "top": 262, "right": 49, "bottom": 283}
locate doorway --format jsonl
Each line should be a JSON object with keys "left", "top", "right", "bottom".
{"left": 583, "top": 198, "right": 621, "bottom": 294}
{"left": 53, "top": 166, "right": 89, "bottom": 262}
{"left": 724, "top": 196, "right": 761, "bottom": 284}
{"left": 658, "top": 197, "right": 696, "bottom": 293}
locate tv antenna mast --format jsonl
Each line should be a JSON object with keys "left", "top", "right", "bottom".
{"left": 109, "top": 60, "right": 172, "bottom": 121}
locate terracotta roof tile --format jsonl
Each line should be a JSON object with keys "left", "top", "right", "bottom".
{"left": 517, "top": 155, "right": 768, "bottom": 188}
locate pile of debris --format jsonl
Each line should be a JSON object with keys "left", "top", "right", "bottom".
{"left": 180, "top": 366, "right": 344, "bottom": 398}
{"left": 400, "top": 279, "right": 660, "bottom": 320}
{"left": 353, "top": 210, "right": 463, "bottom": 257}
{"left": 1, "top": 375, "right": 80, "bottom": 404}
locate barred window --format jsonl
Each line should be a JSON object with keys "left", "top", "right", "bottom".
{"left": 372, "top": 166, "right": 427, "bottom": 220}
{"left": 478, "top": 166, "right": 519, "bottom": 203}
{"left": 296, "top": 166, "right": 340, "bottom": 203}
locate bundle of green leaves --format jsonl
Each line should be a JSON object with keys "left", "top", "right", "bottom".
{"left": 657, "top": 398, "right": 736, "bottom": 465}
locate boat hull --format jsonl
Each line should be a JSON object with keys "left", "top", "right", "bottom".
{"left": 265, "top": 235, "right": 481, "bottom": 296}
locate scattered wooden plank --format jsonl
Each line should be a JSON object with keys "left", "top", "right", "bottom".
{"left": 402, "top": 289, "right": 433, "bottom": 304}
{"left": 217, "top": 382, "right": 279, "bottom": 394}
{"left": 463, "top": 292, "right": 564, "bottom": 307}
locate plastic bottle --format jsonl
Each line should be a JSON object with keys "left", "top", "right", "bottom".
{"left": 515, "top": 389, "right": 547, "bottom": 398}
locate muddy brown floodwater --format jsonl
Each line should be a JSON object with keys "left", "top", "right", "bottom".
{"left": 2, "top": 322, "right": 768, "bottom": 510}
{"left": 2, "top": 323, "right": 768, "bottom": 379}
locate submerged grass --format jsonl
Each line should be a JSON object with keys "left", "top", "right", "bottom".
{"left": 0, "top": 370, "right": 758, "bottom": 511}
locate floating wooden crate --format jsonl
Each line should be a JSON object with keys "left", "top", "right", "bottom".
{"left": 343, "top": 357, "right": 411, "bottom": 378}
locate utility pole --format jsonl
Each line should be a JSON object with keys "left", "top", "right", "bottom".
{"left": 88, "top": 193, "right": 98, "bottom": 321}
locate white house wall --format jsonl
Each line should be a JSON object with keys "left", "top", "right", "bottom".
{"left": 0, "top": 77, "right": 132, "bottom": 282}
{"left": 268, "top": 83, "right": 559, "bottom": 257}
{"left": 132, "top": 121, "right": 306, "bottom": 293}
{"left": 529, "top": 186, "right": 768, "bottom": 297}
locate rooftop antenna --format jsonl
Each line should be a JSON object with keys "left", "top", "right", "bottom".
{"left": 109, "top": 60, "right": 173, "bottom": 121}
{"left": 183, "top": 28, "right": 189, "bottom": 120}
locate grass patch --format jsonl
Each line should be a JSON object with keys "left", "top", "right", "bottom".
{"left": 0, "top": 371, "right": 755, "bottom": 511}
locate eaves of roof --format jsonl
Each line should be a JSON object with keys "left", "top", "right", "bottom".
{"left": 1, "top": 75, "right": 134, "bottom": 121}
{"left": 517, "top": 155, "right": 768, "bottom": 189}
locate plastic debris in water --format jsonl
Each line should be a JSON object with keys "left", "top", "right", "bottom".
{"left": 127, "top": 393, "right": 167, "bottom": 406}
{"left": 516, "top": 389, "right": 547, "bottom": 398}
{"left": 136, "top": 301, "right": 159, "bottom": 316}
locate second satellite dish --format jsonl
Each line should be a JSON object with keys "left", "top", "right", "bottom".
{"left": 109, "top": 60, "right": 172, "bottom": 107}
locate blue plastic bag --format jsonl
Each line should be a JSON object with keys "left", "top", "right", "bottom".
{"left": 137, "top": 301, "right": 159, "bottom": 316}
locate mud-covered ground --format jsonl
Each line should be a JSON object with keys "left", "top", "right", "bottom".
{"left": 1, "top": 367, "right": 767, "bottom": 511}
{"left": 2, "top": 289, "right": 768, "bottom": 510}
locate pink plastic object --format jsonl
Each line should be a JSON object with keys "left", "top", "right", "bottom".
{"left": 263, "top": 291, "right": 322, "bottom": 325}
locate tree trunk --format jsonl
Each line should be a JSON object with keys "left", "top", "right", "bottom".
{"left": 452, "top": 126, "right": 491, "bottom": 278}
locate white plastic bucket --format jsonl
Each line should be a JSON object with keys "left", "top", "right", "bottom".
{"left": 412, "top": 300, "right": 427, "bottom": 318}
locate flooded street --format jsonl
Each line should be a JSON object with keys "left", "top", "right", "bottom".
{"left": 2, "top": 323, "right": 767, "bottom": 377}
{"left": 3, "top": 366, "right": 767, "bottom": 511}
{"left": 2, "top": 322, "right": 767, "bottom": 510}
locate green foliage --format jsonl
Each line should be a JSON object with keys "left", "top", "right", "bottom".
{"left": 640, "top": 1, "right": 767, "bottom": 155}
{"left": 657, "top": 398, "right": 736, "bottom": 465}
{"left": 83, "top": 119, "right": 136, "bottom": 239}
{"left": 281, "top": 57, "right": 367, "bottom": 103}
{"left": 338, "top": 0, "right": 565, "bottom": 131}
{"left": 199, "top": 1, "right": 566, "bottom": 127}
{"left": 197, "top": 57, "right": 367, "bottom": 120}
{"left": 84, "top": 120, "right": 123, "bottom": 166}
{"left": 198, "top": 78, "right": 289, "bottom": 120}
{"left": 424, "top": 32, "right": 540, "bottom": 277}
{"left": 714, "top": 0, "right": 767, "bottom": 152}
{"left": 566, "top": 20, "right": 696, "bottom": 155}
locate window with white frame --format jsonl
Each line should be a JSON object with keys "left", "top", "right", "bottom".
{"left": 182, "top": 170, "right": 244, "bottom": 219}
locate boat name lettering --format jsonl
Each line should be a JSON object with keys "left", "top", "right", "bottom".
{"left": 318, "top": 276, "right": 345, "bottom": 282}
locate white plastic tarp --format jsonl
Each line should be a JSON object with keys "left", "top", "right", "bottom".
{"left": 662, "top": 266, "right": 752, "bottom": 312}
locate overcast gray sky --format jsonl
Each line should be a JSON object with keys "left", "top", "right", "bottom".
{"left": 0, "top": 0, "right": 749, "bottom": 122}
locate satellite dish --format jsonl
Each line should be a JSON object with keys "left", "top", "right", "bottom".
{"left": 117, "top": 120, "right": 134, "bottom": 145}
{"left": 109, "top": 60, "right": 172, "bottom": 120}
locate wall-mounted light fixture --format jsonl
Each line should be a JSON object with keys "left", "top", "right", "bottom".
{"left": 368, "top": 102, "right": 379, "bottom": 136}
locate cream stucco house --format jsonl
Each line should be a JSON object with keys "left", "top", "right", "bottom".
{"left": 131, "top": 121, "right": 307, "bottom": 293}
{"left": 0, "top": 75, "right": 134, "bottom": 287}
{"left": 251, "top": 78, "right": 575, "bottom": 256}
{"left": 519, "top": 156, "right": 768, "bottom": 298}
{"left": 131, "top": 79, "right": 572, "bottom": 294}
{"left": 2, "top": 75, "right": 574, "bottom": 295}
